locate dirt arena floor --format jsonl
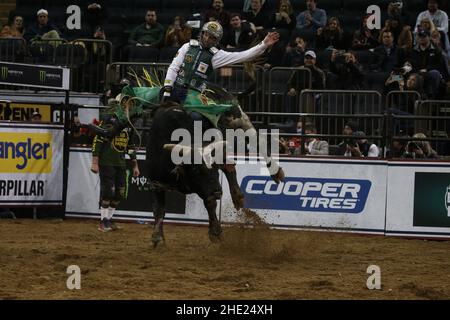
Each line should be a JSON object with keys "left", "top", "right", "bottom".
{"left": 1, "top": 216, "right": 450, "bottom": 300}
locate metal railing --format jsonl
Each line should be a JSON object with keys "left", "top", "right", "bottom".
{"left": 266, "top": 66, "right": 311, "bottom": 125}
{"left": 71, "top": 39, "right": 113, "bottom": 93}
{"left": 299, "top": 89, "right": 383, "bottom": 138}
{"left": 386, "top": 90, "right": 422, "bottom": 114}
{"left": 0, "top": 38, "right": 27, "bottom": 63}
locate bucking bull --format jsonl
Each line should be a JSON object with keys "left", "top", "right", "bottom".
{"left": 89, "top": 81, "right": 285, "bottom": 247}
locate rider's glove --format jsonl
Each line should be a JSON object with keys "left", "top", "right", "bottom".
{"left": 160, "top": 85, "right": 172, "bottom": 102}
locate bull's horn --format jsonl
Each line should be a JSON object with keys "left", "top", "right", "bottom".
{"left": 163, "top": 144, "right": 192, "bottom": 157}
{"left": 202, "top": 141, "right": 228, "bottom": 168}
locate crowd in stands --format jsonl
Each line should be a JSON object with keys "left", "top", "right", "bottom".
{"left": 1, "top": 0, "right": 448, "bottom": 97}
{"left": 0, "top": 0, "right": 449, "bottom": 158}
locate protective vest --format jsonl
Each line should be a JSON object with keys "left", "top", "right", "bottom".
{"left": 92, "top": 120, "right": 137, "bottom": 167}
{"left": 176, "top": 40, "right": 218, "bottom": 92}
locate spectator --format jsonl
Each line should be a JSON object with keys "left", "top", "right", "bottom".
{"left": 243, "top": 0, "right": 266, "bottom": 13}
{"left": 283, "top": 36, "right": 306, "bottom": 67}
{"left": 71, "top": 116, "right": 91, "bottom": 145}
{"left": 415, "top": 0, "right": 448, "bottom": 34}
{"left": 316, "top": 17, "right": 348, "bottom": 50}
{"left": 379, "top": 15, "right": 412, "bottom": 52}
{"left": 385, "top": 71, "right": 424, "bottom": 96}
{"left": 204, "top": 0, "right": 231, "bottom": 29}
{"left": 407, "top": 29, "right": 449, "bottom": 99}
{"left": 303, "top": 123, "right": 329, "bottom": 155}
{"left": 285, "top": 50, "right": 325, "bottom": 117}
{"left": 329, "top": 50, "right": 365, "bottom": 90}
{"left": 287, "top": 50, "right": 325, "bottom": 93}
{"left": 83, "top": 1, "right": 107, "bottom": 36}
{"left": 267, "top": 0, "right": 296, "bottom": 34}
{"left": 0, "top": 24, "right": 12, "bottom": 38}
{"left": 242, "top": 0, "right": 270, "bottom": 35}
{"left": 30, "top": 111, "right": 42, "bottom": 122}
{"left": 279, "top": 119, "right": 304, "bottom": 155}
{"left": 346, "top": 131, "right": 380, "bottom": 158}
{"left": 222, "top": 13, "right": 256, "bottom": 50}
{"left": 370, "top": 29, "right": 406, "bottom": 72}
{"left": 128, "top": 10, "right": 164, "bottom": 48}
{"left": 23, "top": 9, "right": 62, "bottom": 43}
{"left": 165, "top": 16, "right": 192, "bottom": 47}
{"left": 388, "top": 136, "right": 409, "bottom": 158}
{"left": 431, "top": 29, "right": 450, "bottom": 61}
{"left": 295, "top": 0, "right": 327, "bottom": 32}
{"left": 386, "top": 0, "right": 412, "bottom": 26}
{"left": 403, "top": 133, "right": 439, "bottom": 159}
{"left": 351, "top": 14, "right": 379, "bottom": 50}
{"left": 337, "top": 121, "right": 358, "bottom": 156}
{"left": 416, "top": 17, "right": 450, "bottom": 54}
{"left": 10, "top": 15, "right": 24, "bottom": 37}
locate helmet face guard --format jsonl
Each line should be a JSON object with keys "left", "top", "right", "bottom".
{"left": 200, "top": 21, "right": 223, "bottom": 47}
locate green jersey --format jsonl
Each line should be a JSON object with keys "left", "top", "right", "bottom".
{"left": 92, "top": 125, "right": 137, "bottom": 167}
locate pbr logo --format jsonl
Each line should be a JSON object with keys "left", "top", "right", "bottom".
{"left": 1, "top": 67, "right": 8, "bottom": 80}
{"left": 39, "top": 70, "right": 46, "bottom": 83}
{"left": 241, "top": 176, "right": 371, "bottom": 214}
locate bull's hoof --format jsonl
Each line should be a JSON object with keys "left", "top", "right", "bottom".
{"left": 151, "top": 233, "right": 164, "bottom": 248}
{"left": 271, "top": 167, "right": 285, "bottom": 184}
{"left": 232, "top": 192, "right": 245, "bottom": 210}
{"left": 208, "top": 225, "right": 223, "bottom": 243}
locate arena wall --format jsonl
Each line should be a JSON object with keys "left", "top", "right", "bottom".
{"left": 64, "top": 148, "right": 450, "bottom": 239}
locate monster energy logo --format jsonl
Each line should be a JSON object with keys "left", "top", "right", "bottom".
{"left": 39, "top": 70, "right": 46, "bottom": 83}
{"left": 1, "top": 67, "right": 8, "bottom": 79}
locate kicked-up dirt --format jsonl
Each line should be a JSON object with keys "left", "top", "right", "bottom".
{"left": 1, "top": 218, "right": 450, "bottom": 299}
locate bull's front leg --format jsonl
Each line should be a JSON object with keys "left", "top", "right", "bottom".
{"left": 204, "top": 196, "right": 222, "bottom": 242}
{"left": 228, "top": 107, "right": 285, "bottom": 184}
{"left": 220, "top": 164, "right": 244, "bottom": 210}
{"left": 151, "top": 189, "right": 166, "bottom": 248}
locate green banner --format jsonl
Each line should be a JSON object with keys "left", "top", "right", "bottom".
{"left": 413, "top": 172, "right": 450, "bottom": 227}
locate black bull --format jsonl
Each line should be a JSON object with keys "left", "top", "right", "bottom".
{"left": 147, "top": 103, "right": 238, "bottom": 246}
{"left": 147, "top": 102, "right": 285, "bottom": 247}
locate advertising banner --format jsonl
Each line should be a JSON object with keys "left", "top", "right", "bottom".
{"left": 0, "top": 101, "right": 52, "bottom": 122}
{"left": 0, "top": 122, "right": 64, "bottom": 205}
{"left": 220, "top": 157, "right": 388, "bottom": 233}
{"left": 0, "top": 62, "right": 70, "bottom": 90}
{"left": 66, "top": 149, "right": 190, "bottom": 222}
{"left": 385, "top": 162, "right": 450, "bottom": 238}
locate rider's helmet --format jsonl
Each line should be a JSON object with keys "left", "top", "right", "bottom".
{"left": 200, "top": 21, "right": 223, "bottom": 47}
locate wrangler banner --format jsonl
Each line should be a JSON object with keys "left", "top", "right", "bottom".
{"left": 0, "top": 122, "right": 64, "bottom": 206}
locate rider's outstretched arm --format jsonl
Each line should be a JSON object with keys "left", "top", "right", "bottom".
{"left": 212, "top": 32, "right": 280, "bottom": 69}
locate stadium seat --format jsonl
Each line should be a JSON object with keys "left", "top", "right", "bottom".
{"left": 128, "top": 46, "right": 159, "bottom": 62}
{"left": 342, "top": 0, "right": 369, "bottom": 11}
{"left": 318, "top": 0, "right": 343, "bottom": 11}
{"left": 159, "top": 46, "right": 180, "bottom": 63}
{"left": 223, "top": 0, "right": 244, "bottom": 12}
{"left": 133, "top": 0, "right": 162, "bottom": 10}
{"left": 161, "top": 0, "right": 192, "bottom": 11}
